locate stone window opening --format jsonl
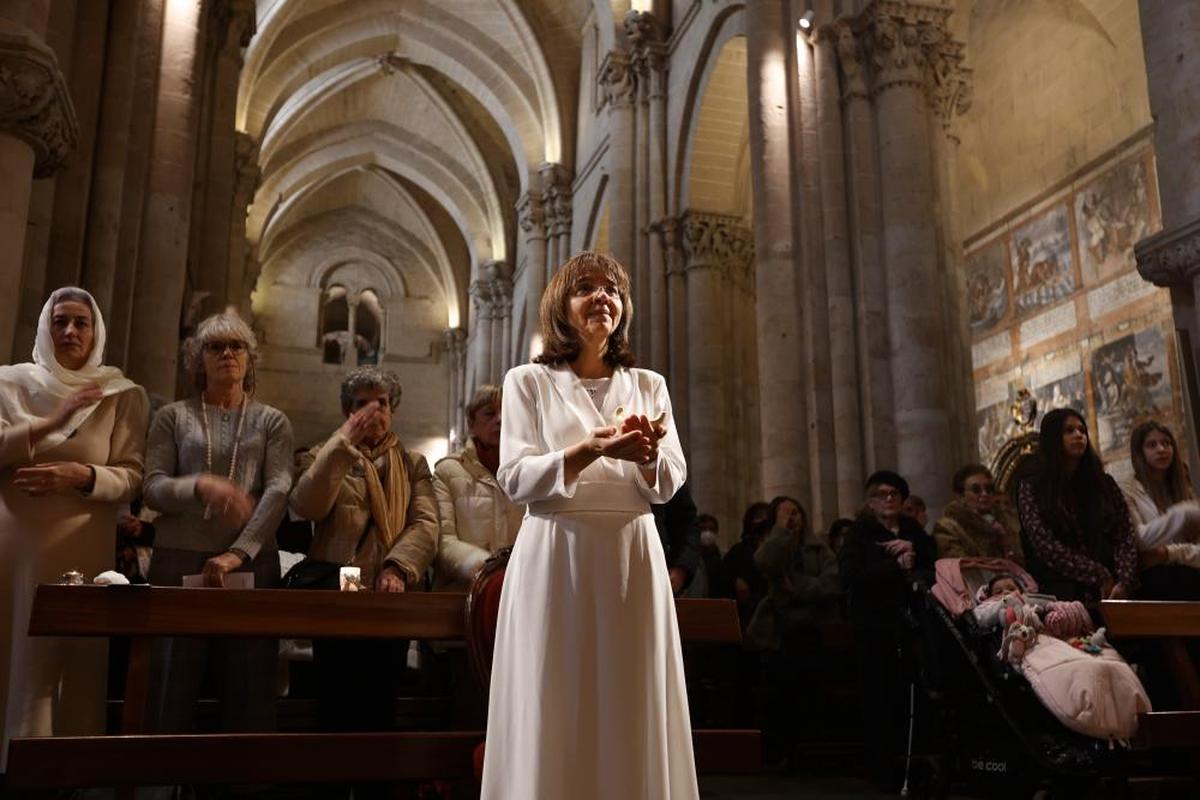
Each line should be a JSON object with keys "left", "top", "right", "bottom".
{"left": 355, "top": 289, "right": 383, "bottom": 365}
{"left": 319, "top": 284, "right": 350, "bottom": 365}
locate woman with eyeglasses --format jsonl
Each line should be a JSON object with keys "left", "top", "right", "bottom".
{"left": 142, "top": 311, "right": 293, "bottom": 733}
{"left": 932, "top": 464, "right": 1024, "bottom": 564}
{"left": 0, "top": 287, "right": 148, "bottom": 769}
{"left": 1016, "top": 408, "right": 1137, "bottom": 603}
{"left": 837, "top": 470, "right": 935, "bottom": 790}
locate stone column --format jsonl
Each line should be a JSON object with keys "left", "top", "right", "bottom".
{"left": 863, "top": 2, "right": 959, "bottom": 504}
{"left": 745, "top": 0, "right": 808, "bottom": 502}
{"left": 445, "top": 326, "right": 467, "bottom": 452}
{"left": 682, "top": 212, "right": 752, "bottom": 535}
{"left": 470, "top": 276, "right": 494, "bottom": 394}
{"left": 1135, "top": 2, "right": 1200, "bottom": 472}
{"left": 483, "top": 260, "right": 513, "bottom": 383}
{"left": 127, "top": 0, "right": 203, "bottom": 399}
{"left": 651, "top": 215, "right": 688, "bottom": 437}
{"left": 81, "top": 0, "right": 142, "bottom": 319}
{"left": 834, "top": 21, "right": 895, "bottom": 471}
{"left": 44, "top": 0, "right": 109, "bottom": 293}
{"left": 814, "top": 27, "right": 864, "bottom": 515}
{"left": 539, "top": 162, "right": 572, "bottom": 279}
{"left": 517, "top": 187, "right": 546, "bottom": 357}
{"left": 628, "top": 10, "right": 670, "bottom": 376}
{"left": 599, "top": 49, "right": 638, "bottom": 332}
{"left": 0, "top": 14, "right": 77, "bottom": 363}
{"left": 229, "top": 132, "right": 261, "bottom": 315}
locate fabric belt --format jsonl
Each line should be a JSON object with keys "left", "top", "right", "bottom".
{"left": 528, "top": 482, "right": 649, "bottom": 515}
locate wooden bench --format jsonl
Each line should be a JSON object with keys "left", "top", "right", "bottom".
{"left": 1101, "top": 599, "right": 1200, "bottom": 750}
{"left": 7, "top": 585, "right": 758, "bottom": 789}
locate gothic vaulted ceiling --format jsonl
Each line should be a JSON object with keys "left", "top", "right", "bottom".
{"left": 239, "top": 0, "right": 592, "bottom": 326}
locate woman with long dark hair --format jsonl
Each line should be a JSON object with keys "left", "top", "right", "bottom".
{"left": 1016, "top": 408, "right": 1138, "bottom": 602}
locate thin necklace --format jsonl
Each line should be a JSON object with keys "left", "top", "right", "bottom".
{"left": 200, "top": 393, "right": 248, "bottom": 521}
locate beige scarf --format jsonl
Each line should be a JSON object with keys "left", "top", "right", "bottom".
{"left": 358, "top": 432, "right": 409, "bottom": 552}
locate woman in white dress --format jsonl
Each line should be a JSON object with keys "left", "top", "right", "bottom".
{"left": 481, "top": 252, "right": 698, "bottom": 799}
{"left": 0, "top": 287, "right": 148, "bottom": 768}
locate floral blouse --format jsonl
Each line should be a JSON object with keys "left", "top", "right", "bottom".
{"left": 1016, "top": 475, "right": 1139, "bottom": 591}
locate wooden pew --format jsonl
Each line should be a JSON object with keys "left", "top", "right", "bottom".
{"left": 1101, "top": 599, "right": 1200, "bottom": 749}
{"left": 7, "top": 585, "right": 756, "bottom": 789}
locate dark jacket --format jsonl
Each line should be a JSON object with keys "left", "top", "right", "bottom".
{"left": 747, "top": 525, "right": 841, "bottom": 648}
{"left": 651, "top": 481, "right": 702, "bottom": 588}
{"left": 838, "top": 512, "right": 935, "bottom": 629}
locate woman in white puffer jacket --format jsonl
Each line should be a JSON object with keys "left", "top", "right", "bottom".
{"left": 433, "top": 385, "right": 526, "bottom": 589}
{"left": 1121, "top": 420, "right": 1200, "bottom": 570}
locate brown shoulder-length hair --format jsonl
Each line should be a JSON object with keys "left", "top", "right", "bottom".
{"left": 533, "top": 251, "right": 635, "bottom": 368}
{"left": 1131, "top": 420, "right": 1193, "bottom": 512}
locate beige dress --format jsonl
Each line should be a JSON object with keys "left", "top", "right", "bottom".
{"left": 0, "top": 389, "right": 148, "bottom": 766}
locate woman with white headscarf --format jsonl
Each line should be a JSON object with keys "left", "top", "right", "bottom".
{"left": 0, "top": 287, "right": 149, "bottom": 766}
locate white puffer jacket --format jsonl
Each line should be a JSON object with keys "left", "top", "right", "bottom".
{"left": 433, "top": 439, "right": 526, "bottom": 589}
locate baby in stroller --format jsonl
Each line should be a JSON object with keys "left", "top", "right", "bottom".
{"left": 933, "top": 558, "right": 1150, "bottom": 743}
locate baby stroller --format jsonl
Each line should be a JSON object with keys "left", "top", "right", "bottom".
{"left": 907, "top": 557, "right": 1156, "bottom": 798}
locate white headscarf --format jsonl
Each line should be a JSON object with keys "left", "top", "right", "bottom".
{"left": 0, "top": 287, "right": 138, "bottom": 454}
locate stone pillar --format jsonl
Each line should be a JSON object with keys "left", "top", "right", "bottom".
{"left": 539, "top": 161, "right": 572, "bottom": 279}
{"left": 483, "top": 260, "right": 513, "bottom": 383}
{"left": 599, "top": 49, "right": 637, "bottom": 330}
{"left": 196, "top": 0, "right": 255, "bottom": 310}
{"left": 517, "top": 187, "right": 546, "bottom": 357}
{"left": 862, "top": 2, "right": 961, "bottom": 505}
{"left": 682, "top": 212, "right": 753, "bottom": 536}
{"left": 1135, "top": 2, "right": 1200, "bottom": 471}
{"left": 745, "top": 0, "right": 808, "bottom": 503}
{"left": 107, "top": 0, "right": 166, "bottom": 370}
{"left": 229, "top": 131, "right": 261, "bottom": 315}
{"left": 127, "top": 0, "right": 203, "bottom": 399}
{"left": 0, "top": 14, "right": 78, "bottom": 362}
{"left": 82, "top": 0, "right": 142, "bottom": 319}
{"left": 470, "top": 276, "right": 494, "bottom": 394}
{"left": 834, "top": 21, "right": 895, "bottom": 471}
{"left": 814, "top": 28, "right": 864, "bottom": 515}
{"left": 651, "top": 216, "right": 688, "bottom": 434}
{"left": 628, "top": 10, "right": 670, "bottom": 376}
{"left": 44, "top": 0, "right": 109, "bottom": 293}
{"left": 445, "top": 327, "right": 467, "bottom": 452}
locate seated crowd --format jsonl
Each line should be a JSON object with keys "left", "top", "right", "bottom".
{"left": 7, "top": 286, "right": 1200, "bottom": 792}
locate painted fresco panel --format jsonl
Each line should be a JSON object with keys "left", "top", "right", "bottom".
{"left": 965, "top": 240, "right": 1009, "bottom": 334}
{"left": 978, "top": 401, "right": 1015, "bottom": 467}
{"left": 1074, "top": 158, "right": 1153, "bottom": 285}
{"left": 1010, "top": 204, "right": 1075, "bottom": 318}
{"left": 1090, "top": 326, "right": 1172, "bottom": 453}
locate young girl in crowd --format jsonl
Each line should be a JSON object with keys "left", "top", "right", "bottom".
{"left": 1121, "top": 421, "right": 1200, "bottom": 566}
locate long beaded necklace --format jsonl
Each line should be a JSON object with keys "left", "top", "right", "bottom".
{"left": 200, "top": 393, "right": 248, "bottom": 520}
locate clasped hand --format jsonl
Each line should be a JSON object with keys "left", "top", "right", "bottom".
{"left": 880, "top": 538, "right": 915, "bottom": 570}
{"left": 588, "top": 414, "right": 664, "bottom": 465}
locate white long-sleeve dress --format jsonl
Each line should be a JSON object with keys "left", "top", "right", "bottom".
{"left": 481, "top": 362, "right": 698, "bottom": 800}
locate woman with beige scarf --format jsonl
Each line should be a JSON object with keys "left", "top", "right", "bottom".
{"left": 289, "top": 366, "right": 437, "bottom": 755}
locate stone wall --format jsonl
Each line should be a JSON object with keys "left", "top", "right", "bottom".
{"left": 965, "top": 138, "right": 1180, "bottom": 479}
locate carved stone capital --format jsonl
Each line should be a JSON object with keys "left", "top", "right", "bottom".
{"left": 1135, "top": 216, "right": 1200, "bottom": 288}
{"left": 517, "top": 191, "right": 545, "bottom": 237}
{"left": 831, "top": 2, "right": 972, "bottom": 131}
{"left": 233, "top": 131, "right": 261, "bottom": 208}
{"left": 213, "top": 0, "right": 256, "bottom": 59}
{"left": 680, "top": 212, "right": 754, "bottom": 278}
{"left": 0, "top": 22, "right": 79, "bottom": 177}
{"left": 624, "top": 11, "right": 668, "bottom": 100}
{"left": 443, "top": 326, "right": 467, "bottom": 358}
{"left": 539, "top": 162, "right": 573, "bottom": 237}
{"left": 599, "top": 50, "right": 637, "bottom": 110}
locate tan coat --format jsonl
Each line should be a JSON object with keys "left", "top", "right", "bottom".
{"left": 290, "top": 431, "right": 438, "bottom": 586}
{"left": 433, "top": 439, "right": 525, "bottom": 589}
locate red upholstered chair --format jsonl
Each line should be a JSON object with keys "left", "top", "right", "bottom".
{"left": 464, "top": 546, "right": 512, "bottom": 780}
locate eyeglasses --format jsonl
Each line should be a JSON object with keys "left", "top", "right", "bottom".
{"left": 350, "top": 396, "right": 388, "bottom": 411}
{"left": 965, "top": 484, "right": 995, "bottom": 495}
{"left": 869, "top": 489, "right": 901, "bottom": 501}
{"left": 204, "top": 340, "right": 247, "bottom": 355}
